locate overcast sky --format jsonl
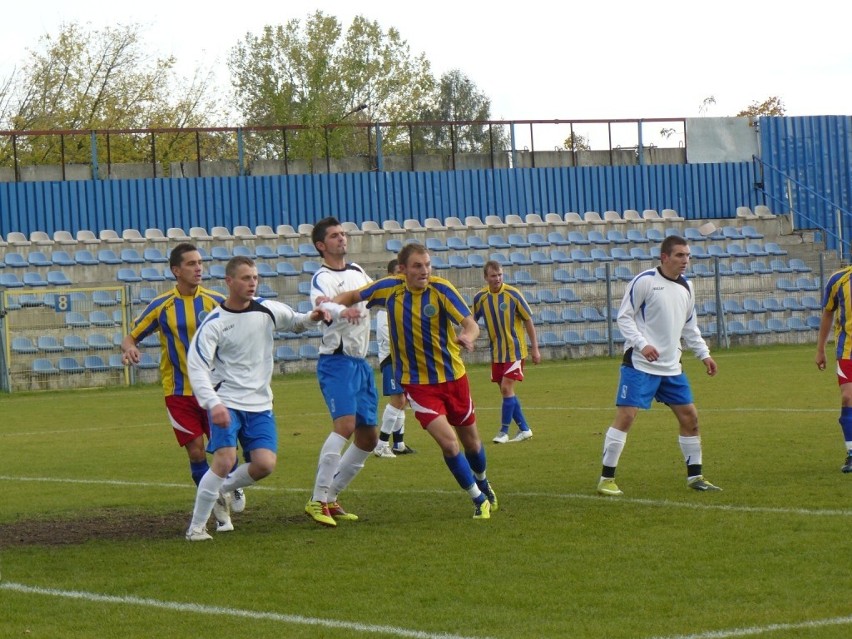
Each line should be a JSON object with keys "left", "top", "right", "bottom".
{"left": 4, "top": 0, "right": 851, "bottom": 149}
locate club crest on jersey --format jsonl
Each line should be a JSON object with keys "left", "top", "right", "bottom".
{"left": 423, "top": 304, "right": 438, "bottom": 318}
{"left": 197, "top": 311, "right": 208, "bottom": 322}
{"left": 499, "top": 302, "right": 508, "bottom": 311}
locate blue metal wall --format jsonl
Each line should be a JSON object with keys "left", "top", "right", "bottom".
{"left": 0, "top": 162, "right": 760, "bottom": 237}
{"left": 760, "top": 115, "right": 852, "bottom": 250}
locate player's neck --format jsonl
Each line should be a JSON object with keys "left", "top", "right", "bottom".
{"left": 323, "top": 256, "right": 346, "bottom": 270}
{"left": 175, "top": 282, "right": 198, "bottom": 296}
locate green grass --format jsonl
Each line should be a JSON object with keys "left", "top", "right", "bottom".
{"left": 1, "top": 343, "right": 850, "bottom": 639}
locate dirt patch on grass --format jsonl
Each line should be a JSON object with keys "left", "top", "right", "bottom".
{"left": 0, "top": 509, "right": 189, "bottom": 547}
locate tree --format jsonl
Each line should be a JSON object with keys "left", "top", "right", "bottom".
{"left": 227, "top": 12, "right": 436, "bottom": 165}
{"left": 0, "top": 22, "right": 225, "bottom": 169}
{"left": 416, "top": 69, "right": 509, "bottom": 154}
{"left": 737, "top": 96, "right": 786, "bottom": 118}
{"left": 561, "top": 131, "right": 590, "bottom": 152}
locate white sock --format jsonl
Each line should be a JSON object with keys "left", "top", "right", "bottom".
{"left": 221, "top": 463, "right": 256, "bottom": 493}
{"left": 189, "top": 470, "right": 226, "bottom": 529}
{"left": 328, "top": 444, "right": 372, "bottom": 502}
{"left": 381, "top": 404, "right": 403, "bottom": 436}
{"left": 679, "top": 435, "right": 702, "bottom": 467}
{"left": 312, "top": 432, "right": 347, "bottom": 502}
{"left": 393, "top": 410, "right": 405, "bottom": 433}
{"left": 602, "top": 427, "right": 627, "bottom": 468}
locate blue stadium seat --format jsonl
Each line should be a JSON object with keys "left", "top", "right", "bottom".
{"left": 448, "top": 255, "right": 470, "bottom": 269}
{"left": 788, "top": 258, "right": 811, "bottom": 273}
{"left": 683, "top": 227, "right": 706, "bottom": 243}
{"left": 557, "top": 287, "right": 581, "bottom": 303}
{"left": 97, "top": 249, "right": 122, "bottom": 265}
{"left": 553, "top": 268, "right": 576, "bottom": 283}
{"left": 11, "top": 337, "right": 38, "bottom": 354}
{"left": 610, "top": 247, "right": 632, "bottom": 262}
{"left": 740, "top": 225, "right": 764, "bottom": 239}
{"left": 90, "top": 310, "right": 115, "bottom": 327}
{"left": 570, "top": 249, "right": 593, "bottom": 263}
{"left": 581, "top": 306, "right": 605, "bottom": 322}
{"left": 276, "top": 244, "right": 299, "bottom": 258}
{"left": 23, "top": 272, "right": 48, "bottom": 287}
{"left": 725, "top": 243, "right": 749, "bottom": 258}
{"left": 801, "top": 295, "right": 821, "bottom": 311}
{"left": 786, "top": 317, "right": 809, "bottom": 332}
{"left": 743, "top": 298, "right": 765, "bottom": 314}
{"left": 467, "top": 254, "right": 485, "bottom": 268}
{"left": 767, "top": 318, "right": 791, "bottom": 333}
{"left": 528, "top": 233, "right": 550, "bottom": 247}
{"left": 83, "top": 355, "right": 110, "bottom": 372}
{"left": 776, "top": 277, "right": 798, "bottom": 292}
{"left": 143, "top": 247, "right": 168, "bottom": 263}
{"left": 92, "top": 290, "right": 119, "bottom": 306}
{"left": 58, "top": 356, "right": 85, "bottom": 374}
{"left": 561, "top": 308, "right": 583, "bottom": 323}
{"left": 547, "top": 231, "right": 570, "bottom": 246}
{"left": 587, "top": 231, "right": 609, "bottom": 245}
{"left": 721, "top": 226, "right": 745, "bottom": 240}
{"left": 108, "top": 354, "right": 126, "bottom": 370}
{"left": 4, "top": 252, "right": 28, "bottom": 268}
{"left": 257, "top": 283, "right": 278, "bottom": 298}
{"left": 530, "top": 250, "right": 552, "bottom": 265}
{"left": 299, "top": 344, "right": 320, "bottom": 360}
{"left": 764, "top": 242, "right": 788, "bottom": 256}
{"left": 550, "top": 249, "right": 571, "bottom": 264}
{"left": 583, "top": 328, "right": 607, "bottom": 344}
{"left": 795, "top": 277, "right": 819, "bottom": 292}
{"left": 762, "top": 298, "right": 783, "bottom": 313}
{"left": 573, "top": 268, "right": 596, "bottom": 283}
{"left": 782, "top": 296, "right": 806, "bottom": 312}
{"left": 50, "top": 250, "right": 76, "bottom": 267}
{"left": 626, "top": 229, "right": 649, "bottom": 244}
{"left": 274, "top": 345, "right": 301, "bottom": 362}
{"left": 613, "top": 265, "right": 634, "bottom": 281}
{"left": 689, "top": 263, "right": 713, "bottom": 278}
{"left": 489, "top": 252, "right": 509, "bottom": 266}
{"left": 509, "top": 251, "right": 533, "bottom": 266}
{"left": 32, "top": 358, "right": 59, "bottom": 375}
{"left": 750, "top": 260, "right": 772, "bottom": 274}
{"left": 746, "top": 242, "right": 769, "bottom": 257}
{"left": 487, "top": 235, "right": 511, "bottom": 250}
{"left": 538, "top": 289, "right": 558, "bottom": 304}
{"left": 117, "top": 268, "right": 142, "bottom": 283}
{"left": 507, "top": 233, "right": 530, "bottom": 248}
{"left": 466, "top": 236, "right": 488, "bottom": 250}
{"left": 255, "top": 245, "right": 276, "bottom": 260}
{"left": 431, "top": 256, "right": 450, "bottom": 270}
{"left": 629, "top": 247, "right": 652, "bottom": 261}
{"left": 137, "top": 353, "right": 160, "bottom": 369}
{"left": 87, "top": 334, "right": 113, "bottom": 350}
{"left": 540, "top": 331, "right": 567, "bottom": 347}
{"left": 513, "top": 270, "right": 537, "bottom": 285}
{"left": 47, "top": 270, "right": 73, "bottom": 286}
{"left": 65, "top": 311, "right": 90, "bottom": 328}
{"left": 563, "top": 330, "right": 586, "bottom": 346}
{"left": 567, "top": 231, "right": 590, "bottom": 245}
{"left": 233, "top": 245, "right": 256, "bottom": 259}
{"left": 276, "top": 262, "right": 299, "bottom": 277}
{"left": 74, "top": 250, "right": 98, "bottom": 266}
{"left": 727, "top": 320, "right": 749, "bottom": 336}
{"left": 538, "top": 309, "right": 560, "bottom": 324}
{"left": 121, "top": 248, "right": 145, "bottom": 264}
{"left": 805, "top": 315, "right": 821, "bottom": 330}
{"left": 27, "top": 251, "right": 52, "bottom": 267}
{"left": 747, "top": 319, "right": 771, "bottom": 334}
{"left": 426, "top": 238, "right": 449, "bottom": 252}
{"left": 606, "top": 230, "right": 629, "bottom": 244}
{"left": 723, "top": 299, "right": 746, "bottom": 315}
{"left": 447, "top": 236, "right": 468, "bottom": 251}
{"left": 211, "top": 246, "right": 231, "bottom": 261}
{"left": 770, "top": 259, "right": 793, "bottom": 273}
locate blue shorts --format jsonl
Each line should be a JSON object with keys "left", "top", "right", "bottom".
{"left": 615, "top": 366, "right": 693, "bottom": 409}
{"left": 380, "top": 359, "right": 404, "bottom": 397}
{"left": 207, "top": 408, "right": 278, "bottom": 455}
{"left": 317, "top": 354, "right": 378, "bottom": 427}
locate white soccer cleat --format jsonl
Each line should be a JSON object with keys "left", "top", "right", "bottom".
{"left": 231, "top": 488, "right": 246, "bottom": 513}
{"left": 511, "top": 429, "right": 533, "bottom": 442}
{"left": 492, "top": 432, "right": 509, "bottom": 444}
{"left": 373, "top": 443, "right": 396, "bottom": 458}
{"left": 213, "top": 492, "right": 233, "bottom": 532}
{"left": 185, "top": 525, "right": 212, "bottom": 541}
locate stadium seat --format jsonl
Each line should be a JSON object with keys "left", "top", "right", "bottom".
{"left": 786, "top": 317, "right": 809, "bottom": 332}
{"left": 788, "top": 258, "right": 811, "bottom": 273}
{"left": 587, "top": 231, "right": 609, "bottom": 245}
{"left": 74, "top": 250, "right": 98, "bottom": 266}
{"left": 32, "top": 358, "right": 60, "bottom": 375}
{"left": 723, "top": 299, "right": 747, "bottom": 315}
{"left": 590, "top": 248, "right": 613, "bottom": 262}
{"left": 83, "top": 355, "right": 110, "bottom": 372}
{"left": 762, "top": 298, "right": 783, "bottom": 313}
{"left": 27, "top": 251, "right": 52, "bottom": 267}
{"left": 767, "top": 318, "right": 790, "bottom": 333}
{"left": 782, "top": 296, "right": 806, "bottom": 312}
{"left": 581, "top": 307, "right": 605, "bottom": 322}
{"left": 208, "top": 264, "right": 227, "bottom": 279}
{"left": 727, "top": 320, "right": 749, "bottom": 336}
{"left": 426, "top": 237, "right": 449, "bottom": 252}
{"left": 553, "top": 268, "right": 576, "bottom": 283}
{"left": 564, "top": 212, "right": 585, "bottom": 225}
{"left": 747, "top": 319, "right": 771, "bottom": 334}
{"left": 487, "top": 235, "right": 511, "bottom": 250}
{"left": 540, "top": 331, "right": 567, "bottom": 347}
{"left": 87, "top": 334, "right": 113, "bottom": 350}
{"left": 89, "top": 310, "right": 115, "bottom": 327}
{"left": 448, "top": 255, "right": 470, "bottom": 269}
{"left": 11, "top": 337, "right": 39, "bottom": 354}
{"left": 37, "top": 336, "right": 64, "bottom": 353}
{"left": 629, "top": 247, "right": 653, "bottom": 261}
{"left": 764, "top": 242, "right": 788, "bottom": 256}
{"left": 117, "top": 268, "right": 142, "bottom": 283}
{"left": 805, "top": 315, "right": 821, "bottom": 330}
{"left": 274, "top": 345, "right": 301, "bottom": 362}
{"left": 538, "top": 289, "right": 558, "bottom": 305}
{"left": 528, "top": 233, "right": 550, "bottom": 247}
{"left": 23, "top": 272, "right": 48, "bottom": 287}
{"left": 467, "top": 254, "right": 485, "bottom": 268}
{"left": 626, "top": 230, "right": 649, "bottom": 244}
{"left": 721, "top": 226, "right": 745, "bottom": 240}
{"left": 563, "top": 330, "right": 587, "bottom": 346}
{"left": 51, "top": 251, "right": 76, "bottom": 267}
{"left": 603, "top": 211, "right": 626, "bottom": 224}
{"left": 92, "top": 290, "right": 119, "bottom": 306}
{"left": 98, "top": 249, "right": 122, "bottom": 265}
{"left": 573, "top": 268, "right": 596, "bottom": 283}
{"left": 801, "top": 295, "right": 821, "bottom": 311}
{"left": 137, "top": 353, "right": 160, "bottom": 369}
{"left": 52, "top": 230, "right": 77, "bottom": 245}
{"left": 770, "top": 259, "right": 794, "bottom": 274}
{"left": 299, "top": 344, "right": 320, "bottom": 360}
{"left": 550, "top": 249, "right": 571, "bottom": 264}
{"left": 76, "top": 230, "right": 100, "bottom": 244}
{"left": 561, "top": 308, "right": 583, "bottom": 323}
{"left": 795, "top": 277, "right": 820, "bottom": 292}
{"left": 567, "top": 231, "right": 590, "bottom": 246}
{"left": 606, "top": 230, "right": 629, "bottom": 244}
{"left": 613, "top": 266, "right": 634, "bottom": 281}
{"left": 570, "top": 249, "right": 593, "bottom": 263}
{"left": 530, "top": 250, "right": 553, "bottom": 265}
{"left": 466, "top": 236, "right": 488, "bottom": 250}
{"left": 446, "top": 237, "right": 468, "bottom": 251}
{"left": 143, "top": 247, "right": 168, "bottom": 263}
{"left": 99, "top": 229, "right": 122, "bottom": 243}
{"left": 547, "top": 231, "right": 569, "bottom": 246}
{"left": 509, "top": 251, "right": 533, "bottom": 266}
{"left": 583, "top": 328, "right": 608, "bottom": 344}
{"left": 382, "top": 220, "right": 405, "bottom": 234}
{"left": 557, "top": 287, "right": 581, "bottom": 303}
{"left": 740, "top": 225, "right": 764, "bottom": 240}
{"left": 743, "top": 298, "right": 765, "bottom": 314}
{"left": 385, "top": 239, "right": 403, "bottom": 253}
{"left": 122, "top": 229, "right": 145, "bottom": 243}
{"left": 538, "top": 309, "right": 560, "bottom": 325}
{"left": 47, "top": 270, "right": 73, "bottom": 286}
{"left": 507, "top": 234, "right": 531, "bottom": 248}
{"left": 144, "top": 228, "right": 168, "bottom": 243}
{"left": 431, "top": 255, "right": 450, "bottom": 270}
{"left": 4, "top": 253, "right": 27, "bottom": 268}
{"left": 750, "top": 260, "right": 772, "bottom": 274}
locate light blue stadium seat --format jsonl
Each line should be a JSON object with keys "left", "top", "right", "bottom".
{"left": 540, "top": 331, "right": 567, "bottom": 347}
{"left": 83, "top": 355, "right": 110, "bottom": 372}
{"left": 27, "top": 251, "right": 52, "bottom": 267}
{"left": 58, "top": 356, "right": 85, "bottom": 374}
{"left": 550, "top": 249, "right": 571, "bottom": 264}
{"left": 12, "top": 337, "right": 38, "bottom": 354}
{"left": 563, "top": 330, "right": 586, "bottom": 346}
{"left": 299, "top": 344, "right": 320, "bottom": 360}
{"left": 487, "top": 235, "right": 511, "bottom": 250}
{"left": 32, "top": 358, "right": 60, "bottom": 375}
{"left": 117, "top": 268, "right": 142, "bottom": 283}
{"left": 23, "top": 272, "right": 48, "bottom": 287}
{"left": 47, "top": 270, "right": 73, "bottom": 286}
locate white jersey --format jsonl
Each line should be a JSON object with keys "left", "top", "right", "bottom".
{"left": 188, "top": 299, "right": 319, "bottom": 412}
{"left": 376, "top": 308, "right": 390, "bottom": 363}
{"left": 617, "top": 267, "right": 710, "bottom": 376}
{"left": 310, "top": 262, "right": 372, "bottom": 358}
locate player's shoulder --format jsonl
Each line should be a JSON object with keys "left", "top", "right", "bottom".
{"left": 197, "top": 285, "right": 226, "bottom": 302}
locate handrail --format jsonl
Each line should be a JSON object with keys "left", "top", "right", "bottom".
{"left": 752, "top": 155, "right": 851, "bottom": 259}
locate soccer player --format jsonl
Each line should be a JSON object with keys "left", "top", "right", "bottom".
{"left": 596, "top": 234, "right": 721, "bottom": 496}
{"left": 121, "top": 243, "right": 247, "bottom": 510}
{"left": 324, "top": 241, "right": 497, "bottom": 519}
{"left": 815, "top": 264, "right": 852, "bottom": 473}
{"left": 304, "top": 217, "right": 379, "bottom": 527}
{"left": 373, "top": 258, "right": 415, "bottom": 458}
{"left": 473, "top": 260, "right": 541, "bottom": 443}
{"left": 184, "top": 256, "right": 328, "bottom": 540}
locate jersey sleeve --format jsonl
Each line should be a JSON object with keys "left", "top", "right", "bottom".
{"left": 617, "top": 275, "right": 649, "bottom": 352}
{"left": 187, "top": 316, "right": 222, "bottom": 411}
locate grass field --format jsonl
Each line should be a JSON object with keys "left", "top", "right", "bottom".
{"left": 1, "top": 343, "right": 850, "bottom": 639}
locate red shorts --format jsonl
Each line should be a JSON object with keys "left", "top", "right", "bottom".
{"left": 403, "top": 376, "right": 476, "bottom": 429}
{"left": 491, "top": 360, "right": 524, "bottom": 383}
{"left": 164, "top": 395, "right": 210, "bottom": 447}
{"left": 837, "top": 359, "right": 852, "bottom": 386}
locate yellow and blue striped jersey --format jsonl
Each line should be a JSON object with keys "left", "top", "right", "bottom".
{"left": 472, "top": 283, "right": 533, "bottom": 363}
{"left": 129, "top": 286, "right": 225, "bottom": 396}
{"left": 358, "top": 274, "right": 471, "bottom": 385}
{"left": 823, "top": 266, "right": 852, "bottom": 359}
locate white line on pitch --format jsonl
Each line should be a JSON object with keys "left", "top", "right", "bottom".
{"left": 643, "top": 613, "right": 852, "bottom": 639}
{"left": 1, "top": 475, "right": 850, "bottom": 518}
{"left": 0, "top": 582, "right": 492, "bottom": 639}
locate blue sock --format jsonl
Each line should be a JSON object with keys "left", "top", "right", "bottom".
{"left": 840, "top": 407, "right": 852, "bottom": 445}
{"left": 501, "top": 397, "right": 515, "bottom": 432}
{"left": 465, "top": 447, "right": 489, "bottom": 493}
{"left": 513, "top": 398, "right": 530, "bottom": 431}
{"left": 190, "top": 459, "right": 209, "bottom": 486}
{"left": 443, "top": 453, "right": 476, "bottom": 491}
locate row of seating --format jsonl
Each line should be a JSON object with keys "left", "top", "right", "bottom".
{"left": 29, "top": 354, "right": 154, "bottom": 375}
{"left": 698, "top": 296, "right": 821, "bottom": 316}
{"left": 0, "top": 205, "right": 779, "bottom": 250}
{"left": 704, "top": 316, "right": 820, "bottom": 335}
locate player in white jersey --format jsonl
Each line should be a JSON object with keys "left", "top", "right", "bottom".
{"left": 373, "top": 259, "right": 415, "bottom": 458}
{"left": 304, "top": 217, "right": 380, "bottom": 527}
{"left": 596, "top": 235, "right": 722, "bottom": 497}
{"left": 184, "top": 256, "right": 328, "bottom": 540}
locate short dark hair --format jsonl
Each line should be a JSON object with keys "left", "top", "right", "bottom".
{"left": 225, "top": 255, "right": 255, "bottom": 277}
{"left": 483, "top": 259, "right": 502, "bottom": 276}
{"left": 387, "top": 258, "right": 399, "bottom": 274}
{"left": 660, "top": 235, "right": 688, "bottom": 256}
{"left": 311, "top": 217, "right": 342, "bottom": 256}
{"left": 398, "top": 242, "right": 427, "bottom": 266}
{"left": 169, "top": 242, "right": 198, "bottom": 269}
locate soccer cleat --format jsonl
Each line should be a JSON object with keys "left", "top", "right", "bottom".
{"left": 688, "top": 476, "right": 722, "bottom": 491}
{"left": 392, "top": 443, "right": 416, "bottom": 455}
{"left": 842, "top": 454, "right": 852, "bottom": 474}
{"left": 305, "top": 500, "right": 337, "bottom": 527}
{"left": 185, "top": 525, "right": 212, "bottom": 542}
{"left": 473, "top": 498, "right": 491, "bottom": 520}
{"left": 492, "top": 432, "right": 509, "bottom": 444}
{"left": 231, "top": 488, "right": 246, "bottom": 513}
{"left": 597, "top": 478, "right": 623, "bottom": 496}
{"left": 511, "top": 429, "right": 533, "bottom": 442}
{"left": 327, "top": 501, "right": 359, "bottom": 521}
{"left": 213, "top": 492, "right": 233, "bottom": 532}
{"left": 373, "top": 443, "right": 396, "bottom": 458}
{"left": 482, "top": 482, "right": 499, "bottom": 512}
